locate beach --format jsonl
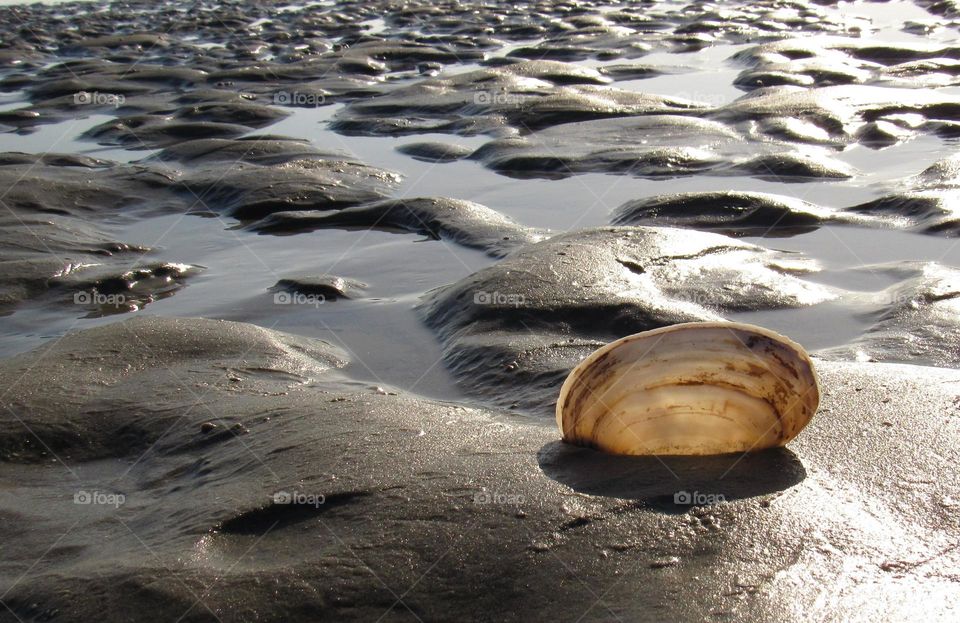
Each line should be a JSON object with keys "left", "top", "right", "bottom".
{"left": 1, "top": 0, "right": 959, "bottom": 620}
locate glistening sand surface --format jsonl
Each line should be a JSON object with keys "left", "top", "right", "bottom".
{"left": 0, "top": 0, "right": 959, "bottom": 620}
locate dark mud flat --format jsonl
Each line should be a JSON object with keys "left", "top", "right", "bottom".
{"left": 1, "top": 0, "right": 960, "bottom": 621}
{"left": 2, "top": 317, "right": 960, "bottom": 621}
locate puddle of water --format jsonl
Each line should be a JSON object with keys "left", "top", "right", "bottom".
{"left": 838, "top": 135, "right": 960, "bottom": 185}
{"left": 0, "top": 209, "right": 493, "bottom": 400}
{"left": 0, "top": 91, "right": 27, "bottom": 111}
{"left": 745, "top": 225, "right": 960, "bottom": 277}
{"left": 0, "top": 113, "right": 156, "bottom": 162}
{"left": 840, "top": 0, "right": 954, "bottom": 42}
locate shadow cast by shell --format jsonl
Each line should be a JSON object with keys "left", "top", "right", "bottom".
{"left": 538, "top": 441, "right": 806, "bottom": 511}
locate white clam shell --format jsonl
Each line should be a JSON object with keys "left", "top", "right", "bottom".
{"left": 556, "top": 321, "right": 820, "bottom": 456}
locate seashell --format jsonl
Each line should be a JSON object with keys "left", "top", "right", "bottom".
{"left": 556, "top": 321, "right": 819, "bottom": 456}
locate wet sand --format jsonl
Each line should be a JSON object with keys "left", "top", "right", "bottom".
{"left": 1, "top": 0, "right": 959, "bottom": 620}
